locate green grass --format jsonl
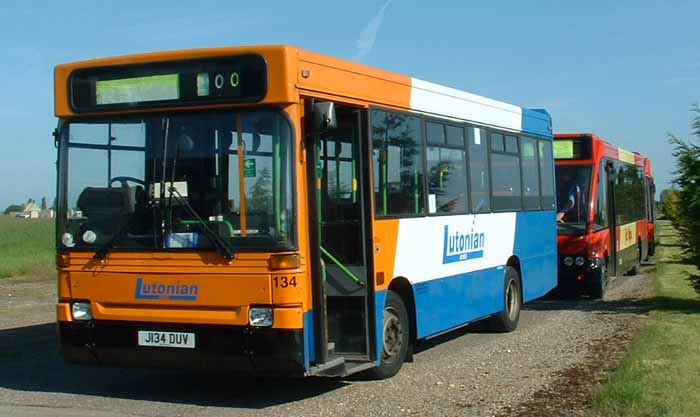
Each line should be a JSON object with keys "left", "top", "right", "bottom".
{"left": 592, "top": 220, "right": 700, "bottom": 417}
{"left": 0, "top": 215, "right": 55, "bottom": 278}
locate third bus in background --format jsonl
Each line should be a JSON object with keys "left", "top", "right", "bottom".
{"left": 554, "top": 133, "right": 655, "bottom": 298}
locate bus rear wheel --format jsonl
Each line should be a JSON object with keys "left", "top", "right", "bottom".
{"left": 370, "top": 290, "right": 409, "bottom": 379}
{"left": 488, "top": 267, "right": 522, "bottom": 333}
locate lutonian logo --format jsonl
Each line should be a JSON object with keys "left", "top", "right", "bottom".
{"left": 442, "top": 224, "right": 485, "bottom": 264}
{"left": 135, "top": 277, "right": 199, "bottom": 301}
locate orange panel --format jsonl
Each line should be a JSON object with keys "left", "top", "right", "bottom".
{"left": 54, "top": 45, "right": 299, "bottom": 117}
{"left": 92, "top": 302, "right": 248, "bottom": 325}
{"left": 57, "top": 303, "right": 72, "bottom": 322}
{"left": 271, "top": 272, "right": 307, "bottom": 305}
{"left": 58, "top": 270, "right": 71, "bottom": 301}
{"left": 283, "top": 102, "right": 314, "bottom": 311}
{"left": 273, "top": 307, "right": 304, "bottom": 329}
{"left": 69, "top": 272, "right": 272, "bottom": 308}
{"left": 297, "top": 49, "right": 412, "bottom": 110}
{"left": 372, "top": 219, "right": 400, "bottom": 291}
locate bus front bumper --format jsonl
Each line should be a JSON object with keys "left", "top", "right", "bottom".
{"left": 557, "top": 257, "right": 603, "bottom": 287}
{"left": 58, "top": 320, "right": 306, "bottom": 376}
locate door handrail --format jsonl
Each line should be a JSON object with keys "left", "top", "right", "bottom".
{"left": 320, "top": 246, "right": 365, "bottom": 286}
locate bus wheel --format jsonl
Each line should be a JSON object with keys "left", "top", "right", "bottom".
{"left": 371, "top": 291, "right": 409, "bottom": 379}
{"left": 629, "top": 242, "right": 642, "bottom": 275}
{"left": 488, "top": 267, "right": 522, "bottom": 333}
{"left": 591, "top": 263, "right": 607, "bottom": 299}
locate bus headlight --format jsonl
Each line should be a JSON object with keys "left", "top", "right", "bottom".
{"left": 563, "top": 257, "right": 574, "bottom": 266}
{"left": 61, "top": 233, "right": 75, "bottom": 248}
{"left": 71, "top": 302, "right": 93, "bottom": 321}
{"left": 82, "top": 230, "right": 97, "bottom": 244}
{"left": 249, "top": 307, "right": 273, "bottom": 327}
{"left": 575, "top": 256, "right": 585, "bottom": 266}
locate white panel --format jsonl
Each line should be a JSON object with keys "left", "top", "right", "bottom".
{"left": 410, "top": 78, "right": 522, "bottom": 131}
{"left": 393, "top": 213, "right": 516, "bottom": 284}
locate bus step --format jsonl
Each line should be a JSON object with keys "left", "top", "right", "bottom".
{"left": 327, "top": 342, "right": 335, "bottom": 356}
{"left": 344, "top": 360, "right": 376, "bottom": 376}
{"left": 308, "top": 356, "right": 345, "bottom": 377}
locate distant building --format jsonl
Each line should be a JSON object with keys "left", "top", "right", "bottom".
{"left": 23, "top": 201, "right": 41, "bottom": 218}
{"left": 13, "top": 201, "right": 54, "bottom": 219}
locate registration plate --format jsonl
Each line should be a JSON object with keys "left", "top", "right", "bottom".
{"left": 137, "top": 330, "right": 195, "bottom": 349}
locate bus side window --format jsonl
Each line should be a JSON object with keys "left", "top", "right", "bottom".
{"left": 538, "top": 140, "right": 555, "bottom": 210}
{"left": 490, "top": 132, "right": 522, "bottom": 212}
{"left": 426, "top": 122, "right": 467, "bottom": 214}
{"left": 520, "top": 137, "right": 540, "bottom": 210}
{"left": 467, "top": 126, "right": 490, "bottom": 213}
{"left": 371, "top": 110, "right": 424, "bottom": 217}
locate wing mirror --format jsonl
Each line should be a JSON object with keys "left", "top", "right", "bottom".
{"left": 312, "top": 101, "right": 337, "bottom": 132}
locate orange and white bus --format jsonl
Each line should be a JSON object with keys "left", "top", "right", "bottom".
{"left": 54, "top": 45, "right": 558, "bottom": 378}
{"left": 554, "top": 133, "right": 654, "bottom": 297}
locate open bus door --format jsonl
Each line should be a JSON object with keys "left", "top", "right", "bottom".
{"left": 645, "top": 176, "right": 656, "bottom": 258}
{"left": 305, "top": 100, "right": 376, "bottom": 376}
{"left": 605, "top": 160, "right": 619, "bottom": 276}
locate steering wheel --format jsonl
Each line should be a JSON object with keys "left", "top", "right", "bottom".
{"left": 110, "top": 176, "right": 146, "bottom": 188}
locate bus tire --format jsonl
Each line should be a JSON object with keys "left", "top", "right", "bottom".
{"left": 371, "top": 290, "right": 409, "bottom": 379}
{"left": 629, "top": 241, "right": 642, "bottom": 275}
{"left": 591, "top": 263, "right": 607, "bottom": 299}
{"left": 487, "top": 267, "right": 522, "bottom": 333}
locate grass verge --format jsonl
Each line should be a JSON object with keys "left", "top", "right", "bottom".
{"left": 592, "top": 220, "right": 700, "bottom": 417}
{"left": 0, "top": 216, "right": 54, "bottom": 278}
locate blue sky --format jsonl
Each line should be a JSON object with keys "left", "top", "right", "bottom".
{"left": 0, "top": 0, "right": 698, "bottom": 209}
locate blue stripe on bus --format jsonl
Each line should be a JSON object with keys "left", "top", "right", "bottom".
{"left": 375, "top": 289, "right": 387, "bottom": 366}
{"left": 411, "top": 211, "right": 558, "bottom": 339}
{"left": 521, "top": 108, "right": 552, "bottom": 138}
{"left": 413, "top": 266, "right": 504, "bottom": 339}
{"left": 303, "top": 310, "right": 315, "bottom": 369}
{"left": 514, "top": 211, "right": 558, "bottom": 301}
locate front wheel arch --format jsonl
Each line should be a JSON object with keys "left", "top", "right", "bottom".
{"left": 387, "top": 277, "right": 416, "bottom": 350}
{"left": 370, "top": 289, "right": 410, "bottom": 379}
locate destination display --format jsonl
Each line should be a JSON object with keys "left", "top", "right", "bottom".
{"left": 554, "top": 138, "right": 592, "bottom": 160}
{"left": 70, "top": 54, "right": 267, "bottom": 111}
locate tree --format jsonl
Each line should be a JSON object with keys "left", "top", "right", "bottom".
{"left": 668, "top": 102, "right": 700, "bottom": 295}
{"left": 3, "top": 205, "right": 23, "bottom": 215}
{"left": 40, "top": 197, "right": 47, "bottom": 210}
{"left": 247, "top": 167, "right": 272, "bottom": 213}
{"left": 659, "top": 188, "right": 681, "bottom": 224}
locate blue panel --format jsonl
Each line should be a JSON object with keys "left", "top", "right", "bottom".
{"left": 374, "top": 290, "right": 387, "bottom": 366}
{"left": 522, "top": 108, "right": 552, "bottom": 138}
{"left": 303, "top": 310, "right": 314, "bottom": 369}
{"left": 413, "top": 266, "right": 505, "bottom": 339}
{"left": 514, "top": 211, "right": 558, "bottom": 301}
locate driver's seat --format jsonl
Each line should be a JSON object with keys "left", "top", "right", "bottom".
{"left": 77, "top": 186, "right": 138, "bottom": 218}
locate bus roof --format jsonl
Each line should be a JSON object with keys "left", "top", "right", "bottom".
{"left": 54, "top": 45, "right": 551, "bottom": 137}
{"left": 554, "top": 133, "right": 647, "bottom": 167}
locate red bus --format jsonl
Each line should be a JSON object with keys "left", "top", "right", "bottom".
{"left": 554, "top": 133, "right": 654, "bottom": 297}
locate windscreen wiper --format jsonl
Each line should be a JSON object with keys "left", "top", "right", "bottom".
{"left": 167, "top": 186, "right": 235, "bottom": 260}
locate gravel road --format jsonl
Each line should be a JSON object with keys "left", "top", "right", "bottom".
{"left": 0, "top": 269, "right": 653, "bottom": 417}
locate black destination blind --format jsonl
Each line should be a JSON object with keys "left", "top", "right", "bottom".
{"left": 70, "top": 54, "right": 267, "bottom": 112}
